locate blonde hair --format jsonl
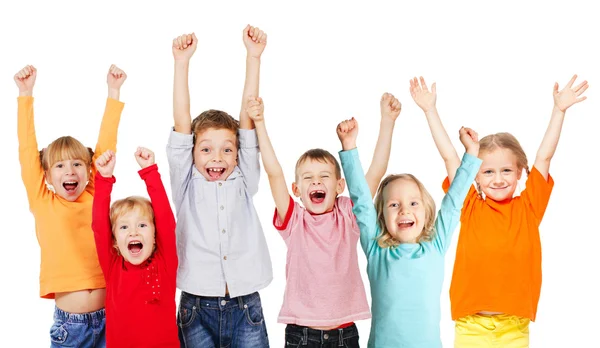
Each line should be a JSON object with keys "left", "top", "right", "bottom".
{"left": 109, "top": 196, "right": 155, "bottom": 232}
{"left": 478, "top": 132, "right": 529, "bottom": 194}
{"left": 40, "top": 136, "right": 93, "bottom": 171}
{"left": 295, "top": 148, "right": 341, "bottom": 180}
{"left": 374, "top": 174, "right": 436, "bottom": 248}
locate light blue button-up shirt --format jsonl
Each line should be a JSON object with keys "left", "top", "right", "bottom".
{"left": 340, "top": 148, "right": 481, "bottom": 348}
{"left": 167, "top": 128, "right": 273, "bottom": 297}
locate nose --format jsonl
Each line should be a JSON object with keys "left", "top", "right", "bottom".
{"left": 492, "top": 173, "right": 504, "bottom": 186}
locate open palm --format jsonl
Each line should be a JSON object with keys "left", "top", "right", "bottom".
{"left": 554, "top": 75, "right": 588, "bottom": 112}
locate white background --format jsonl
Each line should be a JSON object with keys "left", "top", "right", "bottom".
{"left": 1, "top": 1, "right": 599, "bottom": 347}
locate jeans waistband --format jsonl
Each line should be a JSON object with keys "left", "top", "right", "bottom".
{"left": 286, "top": 323, "right": 358, "bottom": 345}
{"left": 181, "top": 291, "right": 260, "bottom": 310}
{"left": 53, "top": 306, "right": 106, "bottom": 324}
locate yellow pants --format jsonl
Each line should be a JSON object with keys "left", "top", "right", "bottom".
{"left": 455, "top": 314, "right": 530, "bottom": 347}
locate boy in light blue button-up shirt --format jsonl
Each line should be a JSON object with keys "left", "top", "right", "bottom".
{"left": 168, "top": 26, "right": 272, "bottom": 348}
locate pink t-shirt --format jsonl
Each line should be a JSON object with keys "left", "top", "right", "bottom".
{"left": 273, "top": 196, "right": 371, "bottom": 327}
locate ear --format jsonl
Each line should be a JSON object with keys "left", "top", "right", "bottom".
{"left": 336, "top": 178, "right": 346, "bottom": 195}
{"left": 291, "top": 182, "right": 301, "bottom": 198}
{"left": 517, "top": 168, "right": 523, "bottom": 180}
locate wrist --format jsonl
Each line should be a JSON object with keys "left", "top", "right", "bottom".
{"left": 424, "top": 107, "right": 438, "bottom": 116}
{"left": 246, "top": 55, "right": 262, "bottom": 61}
{"left": 466, "top": 147, "right": 479, "bottom": 157}
{"left": 553, "top": 104, "right": 567, "bottom": 114}
{"left": 19, "top": 90, "right": 33, "bottom": 97}
{"left": 380, "top": 117, "right": 396, "bottom": 126}
{"left": 108, "top": 88, "right": 120, "bottom": 100}
{"left": 342, "top": 140, "right": 357, "bottom": 151}
{"left": 174, "top": 59, "right": 191, "bottom": 68}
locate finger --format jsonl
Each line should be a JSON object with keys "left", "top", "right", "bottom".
{"left": 173, "top": 38, "right": 178, "bottom": 48}
{"left": 420, "top": 76, "right": 429, "bottom": 92}
{"left": 262, "top": 32, "right": 268, "bottom": 44}
{"left": 431, "top": 82, "right": 437, "bottom": 95}
{"left": 574, "top": 80, "right": 588, "bottom": 93}
{"left": 257, "top": 97, "right": 263, "bottom": 103}
{"left": 575, "top": 84, "right": 589, "bottom": 96}
{"left": 186, "top": 34, "right": 192, "bottom": 46}
{"left": 575, "top": 96, "right": 588, "bottom": 104}
{"left": 253, "top": 27, "right": 259, "bottom": 41}
{"left": 566, "top": 74, "right": 578, "bottom": 88}
{"left": 553, "top": 82, "right": 559, "bottom": 95}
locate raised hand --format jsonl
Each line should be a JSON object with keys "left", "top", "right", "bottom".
{"left": 134, "top": 147, "right": 155, "bottom": 169}
{"left": 337, "top": 117, "right": 359, "bottom": 150}
{"left": 410, "top": 76, "right": 437, "bottom": 112}
{"left": 173, "top": 33, "right": 198, "bottom": 61}
{"left": 553, "top": 75, "right": 589, "bottom": 112}
{"left": 96, "top": 150, "right": 116, "bottom": 178}
{"left": 459, "top": 127, "right": 479, "bottom": 156}
{"left": 380, "top": 92, "right": 401, "bottom": 121}
{"left": 243, "top": 25, "right": 267, "bottom": 59}
{"left": 14, "top": 65, "right": 37, "bottom": 96}
{"left": 107, "top": 65, "right": 127, "bottom": 90}
{"left": 246, "top": 96, "right": 264, "bottom": 123}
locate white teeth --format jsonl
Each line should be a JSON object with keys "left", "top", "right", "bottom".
{"left": 208, "top": 168, "right": 223, "bottom": 172}
{"left": 64, "top": 181, "right": 77, "bottom": 184}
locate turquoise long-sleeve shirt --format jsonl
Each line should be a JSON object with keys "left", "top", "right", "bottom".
{"left": 340, "top": 149, "right": 481, "bottom": 348}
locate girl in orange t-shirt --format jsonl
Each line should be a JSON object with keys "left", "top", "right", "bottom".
{"left": 414, "top": 74, "right": 588, "bottom": 347}
{"left": 15, "top": 64, "right": 126, "bottom": 347}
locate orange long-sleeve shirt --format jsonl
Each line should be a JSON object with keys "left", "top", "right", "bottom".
{"left": 18, "top": 96, "right": 124, "bottom": 299}
{"left": 443, "top": 167, "right": 554, "bottom": 321}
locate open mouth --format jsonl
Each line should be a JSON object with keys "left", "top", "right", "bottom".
{"left": 63, "top": 181, "right": 78, "bottom": 192}
{"left": 127, "top": 241, "right": 144, "bottom": 255}
{"left": 397, "top": 220, "right": 415, "bottom": 229}
{"left": 309, "top": 190, "right": 326, "bottom": 204}
{"left": 206, "top": 167, "right": 226, "bottom": 180}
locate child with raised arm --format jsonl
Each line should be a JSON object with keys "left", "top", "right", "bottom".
{"left": 338, "top": 112, "right": 481, "bottom": 347}
{"left": 15, "top": 64, "right": 126, "bottom": 347}
{"left": 168, "top": 25, "right": 272, "bottom": 347}
{"left": 92, "top": 148, "right": 179, "bottom": 347}
{"left": 246, "top": 92, "right": 401, "bottom": 347}
{"left": 412, "top": 75, "right": 589, "bottom": 346}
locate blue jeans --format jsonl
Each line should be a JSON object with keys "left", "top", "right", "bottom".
{"left": 285, "top": 324, "right": 360, "bottom": 348}
{"left": 177, "top": 291, "right": 269, "bottom": 348}
{"left": 50, "top": 306, "right": 106, "bottom": 347}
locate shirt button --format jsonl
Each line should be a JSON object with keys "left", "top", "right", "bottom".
{"left": 221, "top": 300, "right": 227, "bottom": 306}
{"left": 324, "top": 334, "right": 329, "bottom": 339}
{"left": 218, "top": 182, "right": 222, "bottom": 187}
{"left": 223, "top": 256, "right": 227, "bottom": 260}
{"left": 220, "top": 205, "right": 224, "bottom": 210}
{"left": 222, "top": 229, "right": 226, "bottom": 234}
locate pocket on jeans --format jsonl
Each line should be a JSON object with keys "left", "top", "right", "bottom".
{"left": 178, "top": 303, "right": 197, "bottom": 328}
{"left": 244, "top": 300, "right": 265, "bottom": 326}
{"left": 49, "top": 321, "right": 69, "bottom": 345}
{"left": 285, "top": 333, "right": 303, "bottom": 347}
{"left": 344, "top": 334, "right": 360, "bottom": 348}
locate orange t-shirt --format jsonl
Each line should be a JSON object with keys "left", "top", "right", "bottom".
{"left": 443, "top": 167, "right": 553, "bottom": 321}
{"left": 18, "top": 96, "right": 124, "bottom": 299}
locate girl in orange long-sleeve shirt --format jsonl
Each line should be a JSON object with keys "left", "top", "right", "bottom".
{"left": 15, "top": 64, "right": 126, "bottom": 348}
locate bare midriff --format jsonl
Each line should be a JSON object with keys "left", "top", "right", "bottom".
{"left": 55, "top": 289, "right": 106, "bottom": 314}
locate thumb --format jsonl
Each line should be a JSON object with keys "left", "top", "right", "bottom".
{"left": 553, "top": 82, "right": 559, "bottom": 94}
{"left": 257, "top": 97, "right": 263, "bottom": 103}
{"left": 432, "top": 82, "right": 437, "bottom": 94}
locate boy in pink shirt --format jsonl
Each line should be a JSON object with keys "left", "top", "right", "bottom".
{"left": 246, "top": 94, "right": 401, "bottom": 347}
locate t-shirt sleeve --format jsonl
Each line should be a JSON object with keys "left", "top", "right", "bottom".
{"left": 521, "top": 166, "right": 554, "bottom": 224}
{"left": 273, "top": 196, "right": 298, "bottom": 241}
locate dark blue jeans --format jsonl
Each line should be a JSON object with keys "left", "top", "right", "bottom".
{"left": 50, "top": 306, "right": 106, "bottom": 347}
{"left": 285, "top": 324, "right": 360, "bottom": 348}
{"left": 177, "top": 291, "right": 269, "bottom": 348}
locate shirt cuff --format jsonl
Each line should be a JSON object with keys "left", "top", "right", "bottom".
{"left": 273, "top": 196, "right": 295, "bottom": 231}
{"left": 168, "top": 128, "right": 194, "bottom": 147}
{"left": 95, "top": 172, "right": 116, "bottom": 183}
{"left": 138, "top": 164, "right": 159, "bottom": 179}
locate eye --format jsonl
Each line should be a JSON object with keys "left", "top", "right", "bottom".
{"left": 56, "top": 163, "right": 63, "bottom": 168}
{"left": 74, "top": 162, "right": 82, "bottom": 167}
{"left": 483, "top": 170, "right": 493, "bottom": 175}
{"left": 503, "top": 169, "right": 512, "bottom": 173}
{"left": 388, "top": 203, "right": 399, "bottom": 208}
{"left": 119, "top": 225, "right": 128, "bottom": 230}
{"left": 224, "top": 148, "right": 233, "bottom": 153}
{"left": 139, "top": 223, "right": 147, "bottom": 228}
{"left": 201, "top": 148, "right": 210, "bottom": 153}
{"left": 321, "top": 175, "right": 329, "bottom": 179}
{"left": 411, "top": 201, "right": 419, "bottom": 207}
{"left": 303, "top": 176, "right": 312, "bottom": 180}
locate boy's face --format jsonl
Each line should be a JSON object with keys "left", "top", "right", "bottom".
{"left": 292, "top": 159, "right": 345, "bottom": 215}
{"left": 46, "top": 159, "right": 89, "bottom": 201}
{"left": 113, "top": 208, "right": 155, "bottom": 265}
{"left": 193, "top": 128, "right": 238, "bottom": 181}
{"left": 476, "top": 148, "right": 522, "bottom": 202}
{"left": 382, "top": 178, "right": 426, "bottom": 244}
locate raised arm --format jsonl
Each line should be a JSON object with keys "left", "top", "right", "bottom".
{"left": 337, "top": 118, "right": 380, "bottom": 255}
{"left": 92, "top": 150, "right": 118, "bottom": 275}
{"left": 15, "top": 65, "right": 48, "bottom": 207}
{"left": 432, "top": 127, "right": 481, "bottom": 253}
{"left": 246, "top": 97, "right": 290, "bottom": 220}
{"left": 135, "top": 148, "right": 178, "bottom": 272}
{"left": 410, "top": 77, "right": 461, "bottom": 183}
{"left": 172, "top": 33, "right": 198, "bottom": 134}
{"left": 89, "top": 65, "right": 126, "bottom": 193}
{"left": 365, "top": 93, "right": 401, "bottom": 197}
{"left": 534, "top": 75, "right": 588, "bottom": 180}
{"left": 239, "top": 25, "right": 267, "bottom": 130}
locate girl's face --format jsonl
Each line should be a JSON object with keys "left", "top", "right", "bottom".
{"left": 113, "top": 208, "right": 155, "bottom": 265}
{"left": 46, "top": 158, "right": 89, "bottom": 202}
{"left": 476, "top": 148, "right": 522, "bottom": 202}
{"left": 382, "top": 178, "right": 426, "bottom": 244}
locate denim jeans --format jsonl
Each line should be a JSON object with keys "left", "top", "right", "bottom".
{"left": 50, "top": 306, "right": 106, "bottom": 347}
{"left": 177, "top": 291, "right": 269, "bottom": 348}
{"left": 285, "top": 324, "right": 360, "bottom": 348}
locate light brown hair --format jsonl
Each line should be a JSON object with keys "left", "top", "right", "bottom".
{"left": 109, "top": 196, "right": 155, "bottom": 233}
{"left": 39, "top": 136, "right": 93, "bottom": 171}
{"left": 191, "top": 109, "right": 240, "bottom": 147}
{"left": 374, "top": 174, "right": 436, "bottom": 248}
{"left": 295, "top": 148, "right": 342, "bottom": 180}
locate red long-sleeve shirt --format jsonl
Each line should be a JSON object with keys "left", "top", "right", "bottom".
{"left": 92, "top": 165, "right": 179, "bottom": 347}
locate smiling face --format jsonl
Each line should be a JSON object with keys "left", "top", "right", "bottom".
{"left": 193, "top": 128, "right": 238, "bottom": 181}
{"left": 110, "top": 197, "right": 156, "bottom": 265}
{"left": 292, "top": 151, "right": 345, "bottom": 215}
{"left": 42, "top": 136, "right": 92, "bottom": 202}
{"left": 476, "top": 148, "right": 523, "bottom": 202}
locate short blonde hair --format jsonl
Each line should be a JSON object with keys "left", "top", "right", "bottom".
{"left": 109, "top": 196, "right": 155, "bottom": 233}
{"left": 478, "top": 132, "right": 529, "bottom": 194}
{"left": 40, "top": 136, "right": 93, "bottom": 171}
{"left": 374, "top": 174, "right": 436, "bottom": 248}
